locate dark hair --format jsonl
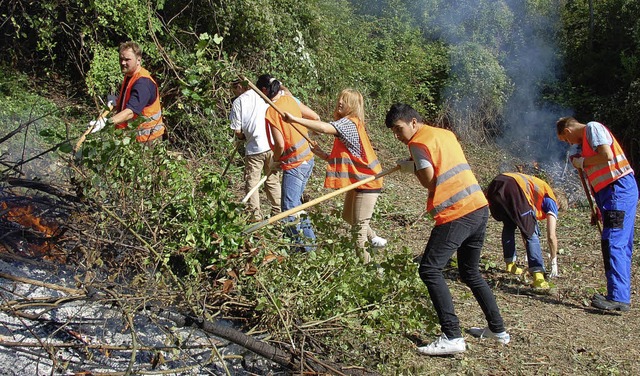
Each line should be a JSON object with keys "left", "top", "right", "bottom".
{"left": 384, "top": 103, "right": 423, "bottom": 128}
{"left": 556, "top": 116, "right": 578, "bottom": 135}
{"left": 256, "top": 74, "right": 281, "bottom": 99}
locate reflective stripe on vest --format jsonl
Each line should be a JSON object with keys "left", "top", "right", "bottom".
{"left": 430, "top": 182, "right": 484, "bottom": 217}
{"left": 428, "top": 163, "right": 482, "bottom": 217}
{"left": 324, "top": 116, "right": 382, "bottom": 190}
{"left": 503, "top": 173, "right": 556, "bottom": 220}
{"left": 409, "top": 126, "right": 487, "bottom": 225}
{"left": 581, "top": 125, "right": 633, "bottom": 193}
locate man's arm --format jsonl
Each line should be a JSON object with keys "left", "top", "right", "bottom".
{"left": 109, "top": 108, "right": 135, "bottom": 125}
{"left": 415, "top": 166, "right": 435, "bottom": 191}
{"left": 546, "top": 214, "right": 558, "bottom": 260}
{"left": 584, "top": 144, "right": 614, "bottom": 167}
{"left": 546, "top": 213, "right": 559, "bottom": 277}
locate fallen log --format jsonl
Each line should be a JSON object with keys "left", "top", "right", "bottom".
{"left": 151, "top": 306, "right": 381, "bottom": 376}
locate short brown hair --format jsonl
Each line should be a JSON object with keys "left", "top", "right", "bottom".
{"left": 556, "top": 116, "right": 579, "bottom": 135}
{"left": 119, "top": 41, "right": 142, "bottom": 58}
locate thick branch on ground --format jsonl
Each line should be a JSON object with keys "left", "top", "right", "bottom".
{"left": 1, "top": 177, "right": 80, "bottom": 202}
{"left": 153, "top": 307, "right": 380, "bottom": 376}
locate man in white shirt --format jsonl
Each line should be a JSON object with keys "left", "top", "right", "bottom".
{"left": 230, "top": 79, "right": 281, "bottom": 221}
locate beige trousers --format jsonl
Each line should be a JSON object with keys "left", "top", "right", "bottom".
{"left": 245, "top": 150, "right": 281, "bottom": 221}
{"left": 342, "top": 190, "right": 380, "bottom": 263}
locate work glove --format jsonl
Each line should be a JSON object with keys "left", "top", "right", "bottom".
{"left": 396, "top": 159, "right": 415, "bottom": 174}
{"left": 88, "top": 117, "right": 108, "bottom": 134}
{"left": 549, "top": 256, "right": 558, "bottom": 277}
{"left": 570, "top": 153, "right": 584, "bottom": 170}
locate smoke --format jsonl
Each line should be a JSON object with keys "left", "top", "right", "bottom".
{"left": 427, "top": 0, "right": 570, "bottom": 165}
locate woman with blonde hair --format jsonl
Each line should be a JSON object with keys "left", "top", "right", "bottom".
{"left": 284, "top": 89, "right": 386, "bottom": 263}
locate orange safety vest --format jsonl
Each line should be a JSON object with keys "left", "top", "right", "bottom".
{"left": 265, "top": 95, "right": 313, "bottom": 170}
{"left": 325, "top": 116, "right": 382, "bottom": 190}
{"left": 116, "top": 67, "right": 165, "bottom": 143}
{"left": 409, "top": 125, "right": 487, "bottom": 225}
{"left": 581, "top": 125, "right": 632, "bottom": 193}
{"left": 503, "top": 173, "right": 557, "bottom": 220}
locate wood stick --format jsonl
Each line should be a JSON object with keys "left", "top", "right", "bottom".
{"left": 243, "top": 165, "right": 400, "bottom": 234}
{"left": 74, "top": 108, "right": 112, "bottom": 153}
{"left": 578, "top": 169, "right": 602, "bottom": 234}
{"left": 239, "top": 75, "right": 315, "bottom": 145}
{"left": 222, "top": 140, "right": 241, "bottom": 177}
{"left": 242, "top": 174, "right": 269, "bottom": 203}
{"left": 0, "top": 272, "right": 84, "bottom": 295}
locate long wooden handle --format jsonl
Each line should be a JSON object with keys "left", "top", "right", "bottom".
{"left": 74, "top": 108, "right": 112, "bottom": 152}
{"left": 239, "top": 75, "right": 314, "bottom": 145}
{"left": 243, "top": 165, "right": 400, "bottom": 234}
{"left": 241, "top": 174, "right": 269, "bottom": 203}
{"left": 578, "top": 169, "right": 602, "bottom": 234}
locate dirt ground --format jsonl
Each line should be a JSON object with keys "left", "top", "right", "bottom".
{"left": 225, "top": 139, "right": 639, "bottom": 375}
{"left": 366, "top": 144, "right": 640, "bottom": 376}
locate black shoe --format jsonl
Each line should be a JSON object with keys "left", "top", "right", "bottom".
{"left": 592, "top": 293, "right": 607, "bottom": 302}
{"left": 591, "top": 298, "right": 630, "bottom": 312}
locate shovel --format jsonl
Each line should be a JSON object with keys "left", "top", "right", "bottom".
{"left": 243, "top": 165, "right": 400, "bottom": 234}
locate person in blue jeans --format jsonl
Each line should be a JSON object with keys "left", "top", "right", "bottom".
{"left": 280, "top": 158, "right": 316, "bottom": 250}
{"left": 486, "top": 173, "right": 562, "bottom": 289}
{"left": 557, "top": 117, "right": 638, "bottom": 311}
{"left": 259, "top": 74, "right": 316, "bottom": 251}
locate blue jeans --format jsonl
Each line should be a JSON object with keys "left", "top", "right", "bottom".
{"left": 281, "top": 158, "right": 316, "bottom": 251}
{"left": 594, "top": 173, "right": 638, "bottom": 304}
{"left": 502, "top": 218, "right": 545, "bottom": 273}
{"left": 418, "top": 206, "right": 505, "bottom": 339}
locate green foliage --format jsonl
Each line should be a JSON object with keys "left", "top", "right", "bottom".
{"left": 0, "top": 71, "right": 70, "bottom": 179}
{"left": 79, "top": 134, "right": 245, "bottom": 275}
{"left": 444, "top": 42, "right": 512, "bottom": 140}
{"left": 86, "top": 44, "right": 122, "bottom": 98}
{"left": 243, "top": 218, "right": 436, "bottom": 367}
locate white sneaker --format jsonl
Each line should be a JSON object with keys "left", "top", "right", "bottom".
{"left": 466, "top": 327, "right": 510, "bottom": 345}
{"left": 417, "top": 334, "right": 466, "bottom": 356}
{"left": 370, "top": 236, "right": 387, "bottom": 247}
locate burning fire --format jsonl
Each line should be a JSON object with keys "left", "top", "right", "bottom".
{"left": 1, "top": 202, "right": 59, "bottom": 236}
{"left": 0, "top": 201, "right": 64, "bottom": 260}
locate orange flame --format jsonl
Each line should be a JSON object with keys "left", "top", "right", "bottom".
{"left": 1, "top": 202, "right": 64, "bottom": 260}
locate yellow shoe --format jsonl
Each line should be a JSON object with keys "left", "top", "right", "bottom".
{"left": 532, "top": 272, "right": 549, "bottom": 289}
{"left": 505, "top": 262, "right": 523, "bottom": 275}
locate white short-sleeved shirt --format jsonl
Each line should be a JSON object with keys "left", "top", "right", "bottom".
{"left": 229, "top": 90, "right": 270, "bottom": 156}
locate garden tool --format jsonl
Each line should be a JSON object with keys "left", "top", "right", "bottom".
{"left": 578, "top": 168, "right": 602, "bottom": 234}
{"left": 241, "top": 174, "right": 269, "bottom": 204}
{"left": 243, "top": 165, "right": 400, "bottom": 234}
{"left": 74, "top": 104, "right": 113, "bottom": 153}
{"left": 221, "top": 139, "right": 242, "bottom": 178}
